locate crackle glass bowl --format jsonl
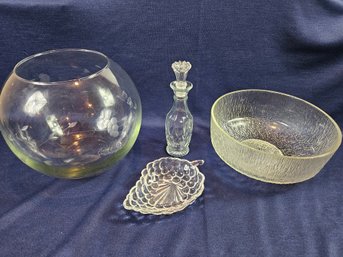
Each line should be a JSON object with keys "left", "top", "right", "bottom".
{"left": 211, "top": 89, "right": 342, "bottom": 184}
{"left": 0, "top": 49, "right": 141, "bottom": 178}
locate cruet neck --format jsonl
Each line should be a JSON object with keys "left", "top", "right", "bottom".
{"left": 172, "top": 94, "right": 190, "bottom": 109}
{"left": 170, "top": 81, "right": 193, "bottom": 99}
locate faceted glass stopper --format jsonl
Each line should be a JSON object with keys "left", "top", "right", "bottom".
{"left": 172, "top": 61, "right": 192, "bottom": 82}
{"left": 170, "top": 61, "right": 193, "bottom": 98}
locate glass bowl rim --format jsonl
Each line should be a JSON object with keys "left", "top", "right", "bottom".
{"left": 211, "top": 89, "right": 342, "bottom": 160}
{"left": 13, "top": 48, "right": 110, "bottom": 86}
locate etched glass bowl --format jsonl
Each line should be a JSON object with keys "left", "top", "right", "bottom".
{"left": 0, "top": 49, "right": 141, "bottom": 178}
{"left": 211, "top": 89, "right": 342, "bottom": 184}
{"left": 123, "top": 157, "right": 205, "bottom": 215}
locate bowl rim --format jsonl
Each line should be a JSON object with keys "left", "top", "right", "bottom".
{"left": 13, "top": 48, "right": 110, "bottom": 86}
{"left": 211, "top": 89, "right": 342, "bottom": 160}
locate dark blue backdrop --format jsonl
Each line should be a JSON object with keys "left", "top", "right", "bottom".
{"left": 0, "top": 1, "right": 342, "bottom": 256}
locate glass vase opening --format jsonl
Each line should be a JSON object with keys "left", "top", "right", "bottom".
{"left": 14, "top": 49, "right": 109, "bottom": 84}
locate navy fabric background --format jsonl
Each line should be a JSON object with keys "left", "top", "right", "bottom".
{"left": 0, "top": 0, "right": 343, "bottom": 256}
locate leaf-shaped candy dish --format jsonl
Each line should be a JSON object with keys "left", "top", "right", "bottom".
{"left": 123, "top": 157, "right": 205, "bottom": 215}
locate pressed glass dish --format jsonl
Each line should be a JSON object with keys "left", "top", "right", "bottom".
{"left": 0, "top": 49, "right": 142, "bottom": 178}
{"left": 123, "top": 157, "right": 205, "bottom": 215}
{"left": 211, "top": 89, "right": 342, "bottom": 184}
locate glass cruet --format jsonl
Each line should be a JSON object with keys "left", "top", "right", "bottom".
{"left": 165, "top": 61, "right": 193, "bottom": 157}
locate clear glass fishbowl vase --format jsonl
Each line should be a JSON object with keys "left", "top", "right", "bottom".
{"left": 0, "top": 49, "right": 142, "bottom": 179}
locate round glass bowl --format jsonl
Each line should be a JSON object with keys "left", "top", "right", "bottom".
{"left": 0, "top": 49, "right": 142, "bottom": 178}
{"left": 211, "top": 89, "right": 342, "bottom": 184}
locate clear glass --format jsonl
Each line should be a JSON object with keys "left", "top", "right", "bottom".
{"left": 165, "top": 61, "right": 193, "bottom": 157}
{"left": 211, "top": 89, "right": 342, "bottom": 184}
{"left": 123, "top": 157, "right": 205, "bottom": 215}
{"left": 0, "top": 49, "right": 142, "bottom": 178}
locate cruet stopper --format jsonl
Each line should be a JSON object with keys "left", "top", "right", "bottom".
{"left": 165, "top": 61, "right": 193, "bottom": 157}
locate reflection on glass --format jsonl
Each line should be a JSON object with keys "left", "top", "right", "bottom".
{"left": 46, "top": 115, "right": 64, "bottom": 136}
{"left": 97, "top": 87, "right": 115, "bottom": 107}
{"left": 23, "top": 91, "right": 47, "bottom": 117}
